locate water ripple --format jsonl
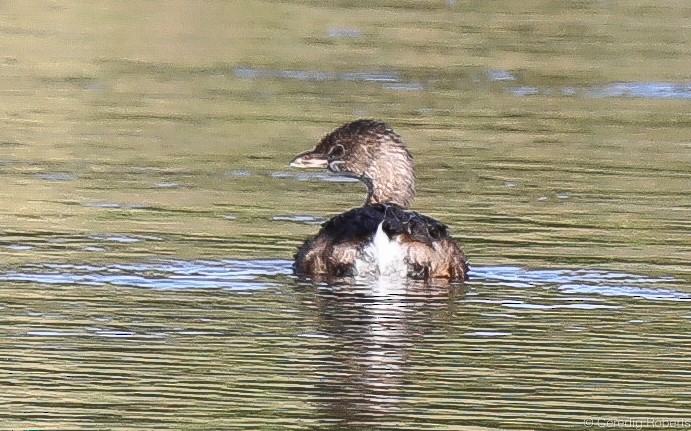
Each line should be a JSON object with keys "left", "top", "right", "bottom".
{"left": 508, "top": 81, "right": 691, "bottom": 100}
{"left": 0, "top": 260, "right": 292, "bottom": 290}
{"left": 234, "top": 67, "right": 400, "bottom": 83}
{"left": 473, "top": 266, "right": 685, "bottom": 301}
{"left": 0, "top": 261, "right": 684, "bottom": 302}
{"left": 270, "top": 171, "right": 359, "bottom": 183}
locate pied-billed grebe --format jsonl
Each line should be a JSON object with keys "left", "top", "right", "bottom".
{"left": 290, "top": 119, "right": 468, "bottom": 281}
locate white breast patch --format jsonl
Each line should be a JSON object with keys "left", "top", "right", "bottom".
{"left": 355, "top": 222, "right": 407, "bottom": 278}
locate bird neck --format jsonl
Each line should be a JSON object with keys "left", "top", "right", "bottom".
{"left": 362, "top": 148, "right": 416, "bottom": 208}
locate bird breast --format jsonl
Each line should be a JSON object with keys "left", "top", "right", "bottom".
{"left": 354, "top": 222, "right": 408, "bottom": 278}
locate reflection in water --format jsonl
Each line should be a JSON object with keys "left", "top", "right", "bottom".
{"left": 296, "top": 280, "right": 467, "bottom": 427}
{"left": 0, "top": 260, "right": 689, "bottom": 429}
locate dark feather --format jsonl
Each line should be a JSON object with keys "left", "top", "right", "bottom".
{"left": 317, "top": 204, "right": 450, "bottom": 246}
{"left": 294, "top": 204, "right": 468, "bottom": 281}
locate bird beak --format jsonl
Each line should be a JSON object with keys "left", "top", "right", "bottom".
{"left": 289, "top": 151, "right": 329, "bottom": 169}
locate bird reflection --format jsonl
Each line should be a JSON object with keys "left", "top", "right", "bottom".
{"left": 295, "top": 279, "right": 467, "bottom": 428}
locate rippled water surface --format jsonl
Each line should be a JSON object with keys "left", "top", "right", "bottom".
{"left": 1, "top": 1, "right": 690, "bottom": 430}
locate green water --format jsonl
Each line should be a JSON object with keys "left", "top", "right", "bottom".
{"left": 1, "top": 1, "right": 690, "bottom": 430}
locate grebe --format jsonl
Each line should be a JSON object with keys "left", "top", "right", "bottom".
{"left": 290, "top": 119, "right": 468, "bottom": 281}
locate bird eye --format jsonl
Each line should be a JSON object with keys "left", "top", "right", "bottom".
{"left": 328, "top": 144, "right": 345, "bottom": 159}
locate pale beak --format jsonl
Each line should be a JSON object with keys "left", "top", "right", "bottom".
{"left": 289, "top": 151, "right": 329, "bottom": 169}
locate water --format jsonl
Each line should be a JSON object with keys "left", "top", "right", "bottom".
{"left": 1, "top": 262, "right": 689, "bottom": 429}
{"left": 1, "top": 1, "right": 690, "bottom": 430}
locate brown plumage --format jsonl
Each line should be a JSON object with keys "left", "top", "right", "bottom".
{"left": 290, "top": 119, "right": 468, "bottom": 281}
